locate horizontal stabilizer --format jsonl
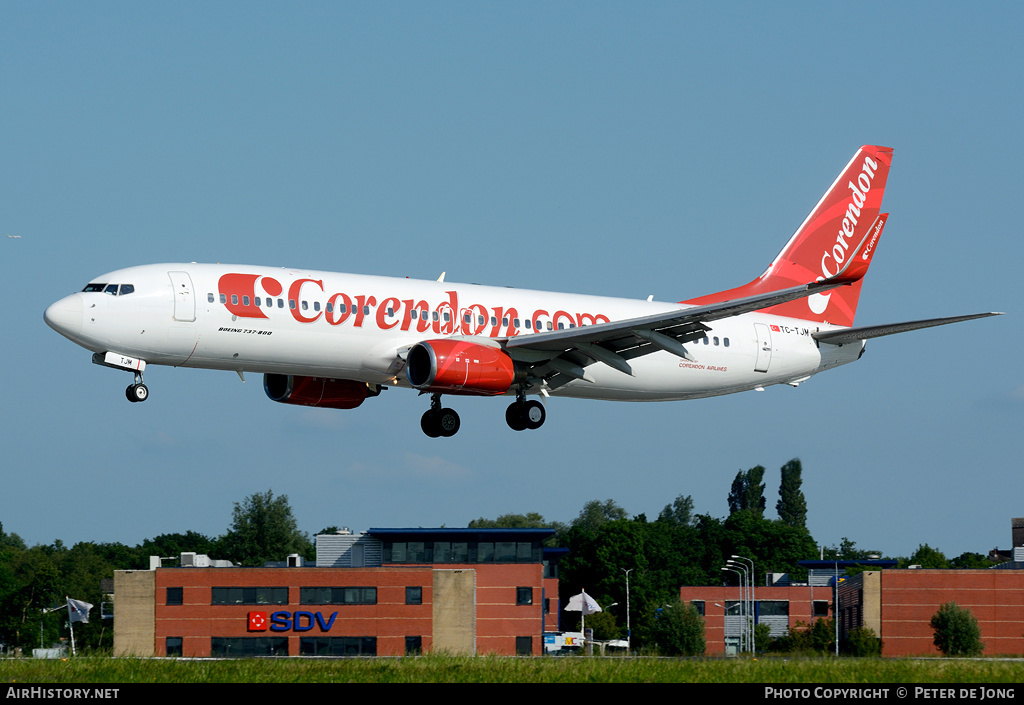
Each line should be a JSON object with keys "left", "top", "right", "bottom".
{"left": 812, "top": 312, "right": 1003, "bottom": 345}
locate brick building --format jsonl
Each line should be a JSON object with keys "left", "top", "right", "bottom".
{"left": 838, "top": 569, "right": 1024, "bottom": 656}
{"left": 114, "top": 527, "right": 562, "bottom": 657}
{"left": 680, "top": 565, "right": 1024, "bottom": 657}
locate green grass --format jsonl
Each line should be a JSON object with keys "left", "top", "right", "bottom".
{"left": 2, "top": 655, "right": 1022, "bottom": 684}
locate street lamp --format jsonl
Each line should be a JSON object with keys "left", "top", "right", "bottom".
{"left": 622, "top": 565, "right": 630, "bottom": 651}
{"left": 731, "top": 555, "right": 756, "bottom": 652}
{"left": 722, "top": 565, "right": 747, "bottom": 653}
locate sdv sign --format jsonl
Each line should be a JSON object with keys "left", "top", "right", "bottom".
{"left": 248, "top": 611, "right": 338, "bottom": 632}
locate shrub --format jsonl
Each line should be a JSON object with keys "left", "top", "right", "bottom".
{"left": 649, "top": 600, "right": 705, "bottom": 656}
{"left": 843, "top": 626, "right": 883, "bottom": 656}
{"left": 930, "top": 602, "right": 984, "bottom": 656}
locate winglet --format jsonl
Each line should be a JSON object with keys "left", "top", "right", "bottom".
{"left": 828, "top": 212, "right": 887, "bottom": 285}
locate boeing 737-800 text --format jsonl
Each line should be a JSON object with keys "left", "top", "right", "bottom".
{"left": 44, "top": 146, "right": 1000, "bottom": 437}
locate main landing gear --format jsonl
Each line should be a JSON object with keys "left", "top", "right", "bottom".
{"left": 419, "top": 391, "right": 547, "bottom": 437}
{"left": 125, "top": 372, "right": 148, "bottom": 403}
{"left": 421, "top": 394, "right": 460, "bottom": 438}
{"left": 506, "top": 396, "right": 546, "bottom": 431}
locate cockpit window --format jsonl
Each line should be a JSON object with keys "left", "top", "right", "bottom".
{"left": 83, "top": 283, "right": 135, "bottom": 296}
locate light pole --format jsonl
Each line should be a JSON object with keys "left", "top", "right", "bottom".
{"left": 622, "top": 568, "right": 633, "bottom": 652}
{"left": 726, "top": 559, "right": 752, "bottom": 654}
{"left": 722, "top": 565, "right": 747, "bottom": 654}
{"left": 731, "top": 555, "right": 756, "bottom": 652}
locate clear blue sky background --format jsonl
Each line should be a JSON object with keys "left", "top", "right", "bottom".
{"left": 2, "top": 2, "right": 1020, "bottom": 560}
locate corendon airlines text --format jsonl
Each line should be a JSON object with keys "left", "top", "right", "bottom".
{"left": 217, "top": 273, "right": 611, "bottom": 337}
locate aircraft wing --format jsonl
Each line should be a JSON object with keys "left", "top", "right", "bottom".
{"left": 502, "top": 278, "right": 853, "bottom": 388}
{"left": 811, "top": 312, "right": 1003, "bottom": 346}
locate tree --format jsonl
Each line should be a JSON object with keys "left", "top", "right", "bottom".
{"left": 930, "top": 602, "right": 984, "bottom": 656}
{"left": 469, "top": 512, "right": 548, "bottom": 528}
{"left": 649, "top": 600, "right": 705, "bottom": 656}
{"left": 950, "top": 552, "right": 991, "bottom": 569}
{"left": 657, "top": 494, "right": 695, "bottom": 527}
{"left": 904, "top": 543, "right": 950, "bottom": 569}
{"left": 571, "top": 499, "right": 628, "bottom": 535}
{"left": 138, "top": 531, "right": 218, "bottom": 566}
{"left": 218, "top": 490, "right": 312, "bottom": 566}
{"left": 728, "top": 466, "right": 766, "bottom": 516}
{"left": 776, "top": 459, "right": 808, "bottom": 528}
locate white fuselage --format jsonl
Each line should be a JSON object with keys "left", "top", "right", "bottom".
{"left": 45, "top": 263, "right": 862, "bottom": 402}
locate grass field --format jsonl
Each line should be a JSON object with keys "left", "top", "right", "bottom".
{"left": 2, "top": 655, "right": 1022, "bottom": 684}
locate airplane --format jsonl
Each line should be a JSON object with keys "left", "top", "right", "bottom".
{"left": 44, "top": 145, "right": 1000, "bottom": 437}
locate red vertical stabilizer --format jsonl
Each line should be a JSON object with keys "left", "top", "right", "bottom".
{"left": 683, "top": 145, "right": 892, "bottom": 327}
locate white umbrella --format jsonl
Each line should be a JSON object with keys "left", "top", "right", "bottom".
{"left": 565, "top": 589, "right": 602, "bottom": 633}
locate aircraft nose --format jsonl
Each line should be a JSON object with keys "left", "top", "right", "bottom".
{"left": 44, "top": 294, "right": 84, "bottom": 340}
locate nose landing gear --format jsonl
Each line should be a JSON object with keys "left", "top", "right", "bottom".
{"left": 126, "top": 372, "right": 149, "bottom": 403}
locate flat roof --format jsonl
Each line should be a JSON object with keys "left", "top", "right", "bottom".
{"left": 367, "top": 527, "right": 557, "bottom": 540}
{"left": 798, "top": 559, "right": 898, "bottom": 568}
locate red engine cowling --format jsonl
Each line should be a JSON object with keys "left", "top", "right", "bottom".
{"left": 264, "top": 374, "right": 368, "bottom": 409}
{"left": 406, "top": 339, "right": 518, "bottom": 395}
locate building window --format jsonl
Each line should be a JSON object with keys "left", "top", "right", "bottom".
{"left": 690, "top": 600, "right": 705, "bottom": 616}
{"left": 758, "top": 600, "right": 789, "bottom": 616}
{"left": 211, "top": 637, "right": 288, "bottom": 657}
{"left": 383, "top": 539, "right": 540, "bottom": 564}
{"left": 405, "top": 636, "right": 422, "bottom": 655}
{"left": 300, "top": 587, "right": 377, "bottom": 605}
{"left": 166, "top": 637, "right": 183, "bottom": 657}
{"left": 516, "top": 636, "right": 532, "bottom": 656}
{"left": 299, "top": 637, "right": 376, "bottom": 656}
{"left": 516, "top": 587, "right": 533, "bottom": 606}
{"left": 813, "top": 600, "right": 830, "bottom": 617}
{"left": 406, "top": 587, "right": 423, "bottom": 605}
{"left": 211, "top": 587, "right": 288, "bottom": 605}
{"left": 166, "top": 587, "right": 183, "bottom": 606}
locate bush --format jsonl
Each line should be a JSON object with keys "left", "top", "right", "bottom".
{"left": 769, "top": 618, "right": 834, "bottom": 655}
{"left": 842, "top": 626, "right": 883, "bottom": 656}
{"left": 930, "top": 602, "right": 984, "bottom": 656}
{"left": 649, "top": 601, "right": 705, "bottom": 656}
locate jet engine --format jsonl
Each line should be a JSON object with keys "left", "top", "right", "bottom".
{"left": 405, "top": 339, "right": 520, "bottom": 395}
{"left": 263, "top": 374, "right": 369, "bottom": 409}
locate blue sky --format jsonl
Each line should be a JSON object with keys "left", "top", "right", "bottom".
{"left": 2, "top": 2, "right": 1020, "bottom": 561}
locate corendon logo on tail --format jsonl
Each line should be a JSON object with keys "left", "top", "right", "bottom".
{"left": 217, "top": 274, "right": 611, "bottom": 337}
{"left": 819, "top": 155, "right": 878, "bottom": 280}
{"left": 807, "top": 155, "right": 880, "bottom": 316}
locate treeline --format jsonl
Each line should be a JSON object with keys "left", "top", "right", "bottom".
{"left": 469, "top": 460, "right": 1001, "bottom": 648}
{"left": 0, "top": 461, "right": 1002, "bottom": 653}
{"left": 0, "top": 491, "right": 311, "bottom": 652}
